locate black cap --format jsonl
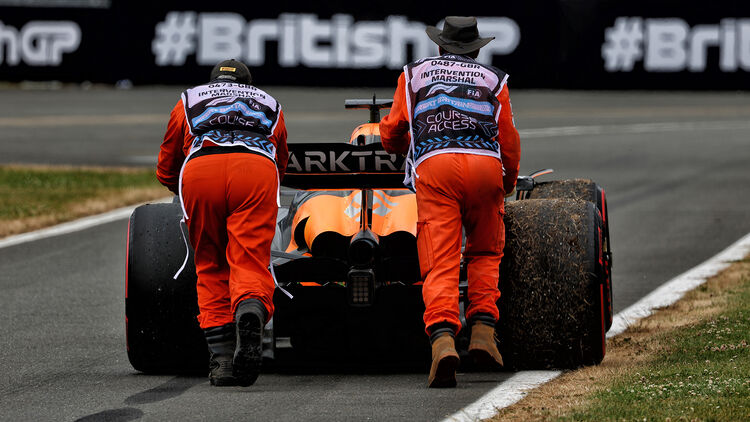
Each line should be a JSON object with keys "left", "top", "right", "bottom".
{"left": 210, "top": 59, "right": 252, "bottom": 84}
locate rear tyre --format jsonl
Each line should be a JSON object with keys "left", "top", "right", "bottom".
{"left": 525, "top": 179, "right": 613, "bottom": 331}
{"left": 126, "top": 202, "right": 206, "bottom": 374}
{"left": 498, "top": 199, "right": 606, "bottom": 369}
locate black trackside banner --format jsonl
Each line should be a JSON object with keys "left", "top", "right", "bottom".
{"left": 282, "top": 143, "right": 406, "bottom": 190}
{"left": 1, "top": 1, "right": 749, "bottom": 89}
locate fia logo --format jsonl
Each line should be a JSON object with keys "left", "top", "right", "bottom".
{"left": 466, "top": 88, "right": 482, "bottom": 98}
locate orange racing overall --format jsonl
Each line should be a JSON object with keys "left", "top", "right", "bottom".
{"left": 157, "top": 82, "right": 288, "bottom": 330}
{"left": 379, "top": 54, "right": 521, "bottom": 335}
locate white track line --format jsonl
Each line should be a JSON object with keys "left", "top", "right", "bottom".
{"left": 443, "top": 371, "right": 562, "bottom": 422}
{"left": 608, "top": 231, "right": 750, "bottom": 338}
{"left": 442, "top": 231, "right": 750, "bottom": 422}
{"left": 0, "top": 197, "right": 171, "bottom": 250}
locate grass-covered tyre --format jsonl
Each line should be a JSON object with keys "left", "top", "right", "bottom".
{"left": 498, "top": 199, "right": 607, "bottom": 369}
{"left": 126, "top": 202, "right": 206, "bottom": 374}
{"left": 523, "top": 179, "right": 613, "bottom": 331}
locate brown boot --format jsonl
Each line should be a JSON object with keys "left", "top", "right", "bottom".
{"left": 468, "top": 323, "right": 504, "bottom": 369}
{"left": 427, "top": 333, "right": 460, "bottom": 388}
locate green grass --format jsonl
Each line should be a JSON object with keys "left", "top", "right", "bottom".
{"left": 562, "top": 278, "right": 750, "bottom": 422}
{"left": 0, "top": 166, "right": 162, "bottom": 221}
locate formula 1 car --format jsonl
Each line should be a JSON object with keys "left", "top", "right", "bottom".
{"left": 125, "top": 98, "right": 613, "bottom": 373}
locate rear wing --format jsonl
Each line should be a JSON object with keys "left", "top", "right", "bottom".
{"left": 282, "top": 142, "right": 406, "bottom": 190}
{"left": 344, "top": 99, "right": 392, "bottom": 123}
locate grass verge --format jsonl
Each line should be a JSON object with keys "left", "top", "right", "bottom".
{"left": 492, "top": 258, "right": 750, "bottom": 422}
{"left": 0, "top": 165, "right": 168, "bottom": 238}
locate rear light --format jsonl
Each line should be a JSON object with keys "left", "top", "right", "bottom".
{"left": 347, "top": 268, "right": 375, "bottom": 306}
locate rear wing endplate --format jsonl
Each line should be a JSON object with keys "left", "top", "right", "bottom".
{"left": 282, "top": 142, "right": 406, "bottom": 190}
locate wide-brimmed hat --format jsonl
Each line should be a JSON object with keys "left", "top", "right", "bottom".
{"left": 426, "top": 16, "right": 494, "bottom": 55}
{"left": 210, "top": 59, "right": 252, "bottom": 84}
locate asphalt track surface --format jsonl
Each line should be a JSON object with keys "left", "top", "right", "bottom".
{"left": 1, "top": 86, "right": 749, "bottom": 421}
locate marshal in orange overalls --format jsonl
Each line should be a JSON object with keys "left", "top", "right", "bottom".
{"left": 157, "top": 60, "right": 288, "bottom": 387}
{"left": 382, "top": 15, "right": 521, "bottom": 389}
{"left": 157, "top": 95, "right": 288, "bottom": 330}
{"left": 379, "top": 62, "right": 521, "bottom": 338}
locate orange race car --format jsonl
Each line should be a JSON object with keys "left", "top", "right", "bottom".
{"left": 125, "top": 99, "right": 613, "bottom": 373}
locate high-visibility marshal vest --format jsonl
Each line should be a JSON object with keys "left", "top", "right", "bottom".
{"left": 402, "top": 54, "right": 508, "bottom": 190}
{"left": 181, "top": 81, "right": 282, "bottom": 162}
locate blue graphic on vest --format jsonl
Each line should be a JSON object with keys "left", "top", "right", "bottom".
{"left": 199, "top": 130, "right": 275, "bottom": 156}
{"left": 191, "top": 102, "right": 273, "bottom": 128}
{"left": 252, "top": 139, "right": 275, "bottom": 155}
{"left": 414, "top": 137, "right": 498, "bottom": 160}
{"left": 414, "top": 94, "right": 494, "bottom": 117}
{"left": 477, "top": 121, "right": 499, "bottom": 138}
{"left": 414, "top": 120, "right": 429, "bottom": 139}
{"left": 414, "top": 139, "right": 452, "bottom": 157}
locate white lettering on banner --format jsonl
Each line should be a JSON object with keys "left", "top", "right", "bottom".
{"left": 151, "top": 12, "right": 521, "bottom": 69}
{"left": 351, "top": 151, "right": 371, "bottom": 170}
{"left": 0, "top": 20, "right": 80, "bottom": 66}
{"left": 198, "top": 13, "right": 244, "bottom": 64}
{"left": 304, "top": 151, "right": 327, "bottom": 172}
{"left": 375, "top": 151, "right": 398, "bottom": 171}
{"left": 689, "top": 24, "right": 720, "bottom": 72}
{"left": 301, "top": 14, "right": 333, "bottom": 67}
{"left": 645, "top": 19, "right": 688, "bottom": 72}
{"left": 246, "top": 18, "right": 278, "bottom": 66}
{"left": 286, "top": 150, "right": 403, "bottom": 173}
{"left": 286, "top": 153, "right": 302, "bottom": 172}
{"left": 386, "top": 16, "right": 430, "bottom": 69}
{"left": 602, "top": 17, "right": 750, "bottom": 72}
{"left": 741, "top": 20, "right": 750, "bottom": 69}
{"left": 330, "top": 150, "right": 351, "bottom": 172}
{"left": 351, "top": 21, "right": 387, "bottom": 68}
{"left": 152, "top": 12, "right": 196, "bottom": 66}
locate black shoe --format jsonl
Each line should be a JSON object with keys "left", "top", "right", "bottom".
{"left": 233, "top": 299, "right": 266, "bottom": 386}
{"left": 204, "top": 324, "right": 239, "bottom": 386}
{"left": 208, "top": 355, "right": 237, "bottom": 386}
